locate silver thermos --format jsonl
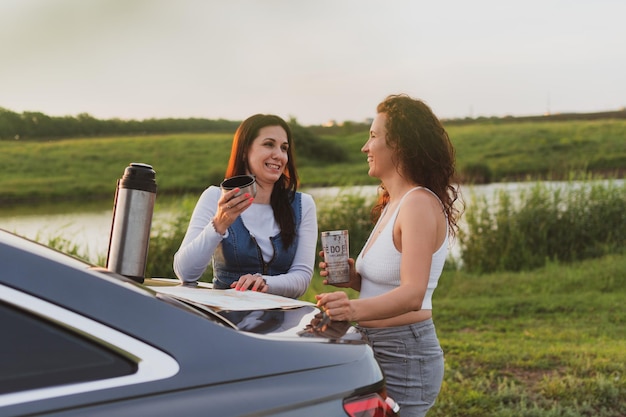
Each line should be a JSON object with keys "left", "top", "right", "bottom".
{"left": 106, "top": 163, "right": 157, "bottom": 283}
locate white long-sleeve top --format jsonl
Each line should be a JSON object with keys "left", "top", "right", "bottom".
{"left": 173, "top": 186, "right": 318, "bottom": 298}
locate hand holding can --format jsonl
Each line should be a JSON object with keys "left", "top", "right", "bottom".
{"left": 321, "top": 230, "right": 350, "bottom": 284}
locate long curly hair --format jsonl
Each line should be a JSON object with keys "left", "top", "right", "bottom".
{"left": 225, "top": 114, "right": 299, "bottom": 247}
{"left": 372, "top": 94, "right": 462, "bottom": 237}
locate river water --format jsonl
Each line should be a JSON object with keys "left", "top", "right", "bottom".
{"left": 1, "top": 180, "right": 622, "bottom": 263}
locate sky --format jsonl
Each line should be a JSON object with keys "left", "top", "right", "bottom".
{"left": 1, "top": 0, "right": 625, "bottom": 126}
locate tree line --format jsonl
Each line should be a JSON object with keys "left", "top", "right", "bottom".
{"left": 0, "top": 107, "right": 241, "bottom": 140}
{"left": 5, "top": 105, "right": 625, "bottom": 141}
{"left": 0, "top": 106, "right": 349, "bottom": 164}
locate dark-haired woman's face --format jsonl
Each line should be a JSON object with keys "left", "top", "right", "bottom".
{"left": 246, "top": 125, "right": 289, "bottom": 187}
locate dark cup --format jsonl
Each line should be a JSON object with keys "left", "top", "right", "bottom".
{"left": 220, "top": 175, "right": 257, "bottom": 198}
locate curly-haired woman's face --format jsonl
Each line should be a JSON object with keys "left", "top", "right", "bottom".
{"left": 361, "top": 113, "right": 395, "bottom": 180}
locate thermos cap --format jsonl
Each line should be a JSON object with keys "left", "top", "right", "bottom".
{"left": 119, "top": 163, "right": 157, "bottom": 193}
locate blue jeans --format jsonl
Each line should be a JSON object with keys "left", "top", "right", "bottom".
{"left": 357, "top": 319, "right": 444, "bottom": 417}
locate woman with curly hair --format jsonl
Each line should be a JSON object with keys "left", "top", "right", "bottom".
{"left": 317, "top": 94, "right": 462, "bottom": 416}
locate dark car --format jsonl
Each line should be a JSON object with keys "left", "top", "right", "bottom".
{"left": 0, "top": 229, "right": 398, "bottom": 416}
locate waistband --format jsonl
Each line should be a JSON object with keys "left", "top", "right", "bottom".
{"left": 355, "top": 318, "right": 434, "bottom": 337}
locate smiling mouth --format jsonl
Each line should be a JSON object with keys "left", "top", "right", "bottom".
{"left": 266, "top": 163, "right": 281, "bottom": 170}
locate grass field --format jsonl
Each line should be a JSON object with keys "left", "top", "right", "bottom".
{"left": 430, "top": 254, "right": 626, "bottom": 416}
{"left": 446, "top": 119, "right": 626, "bottom": 181}
{"left": 1, "top": 117, "right": 625, "bottom": 204}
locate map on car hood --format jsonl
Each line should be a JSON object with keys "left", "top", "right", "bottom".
{"left": 149, "top": 285, "right": 315, "bottom": 311}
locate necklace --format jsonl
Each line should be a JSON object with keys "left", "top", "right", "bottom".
{"left": 375, "top": 202, "right": 396, "bottom": 234}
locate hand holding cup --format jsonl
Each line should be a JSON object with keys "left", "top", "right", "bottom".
{"left": 220, "top": 175, "right": 257, "bottom": 198}
{"left": 212, "top": 175, "right": 256, "bottom": 234}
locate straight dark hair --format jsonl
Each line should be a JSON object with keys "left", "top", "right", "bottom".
{"left": 225, "top": 114, "right": 299, "bottom": 247}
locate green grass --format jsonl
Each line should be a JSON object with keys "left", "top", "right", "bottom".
{"left": 426, "top": 254, "right": 626, "bottom": 416}
{"left": 446, "top": 119, "right": 626, "bottom": 181}
{"left": 0, "top": 133, "right": 233, "bottom": 203}
{"left": 2, "top": 118, "right": 625, "bottom": 204}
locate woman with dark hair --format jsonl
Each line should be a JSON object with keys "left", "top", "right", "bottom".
{"left": 316, "top": 94, "right": 461, "bottom": 416}
{"left": 174, "top": 114, "right": 318, "bottom": 298}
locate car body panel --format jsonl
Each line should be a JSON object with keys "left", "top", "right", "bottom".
{"left": 0, "top": 230, "right": 393, "bottom": 416}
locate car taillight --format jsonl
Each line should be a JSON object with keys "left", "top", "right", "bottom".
{"left": 343, "top": 392, "right": 399, "bottom": 417}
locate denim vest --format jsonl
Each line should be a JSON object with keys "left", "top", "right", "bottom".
{"left": 212, "top": 193, "right": 302, "bottom": 289}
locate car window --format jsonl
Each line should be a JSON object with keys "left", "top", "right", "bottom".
{"left": 0, "top": 301, "right": 137, "bottom": 394}
{"left": 0, "top": 284, "right": 178, "bottom": 408}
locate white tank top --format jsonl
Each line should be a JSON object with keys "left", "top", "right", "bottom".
{"left": 355, "top": 187, "right": 448, "bottom": 310}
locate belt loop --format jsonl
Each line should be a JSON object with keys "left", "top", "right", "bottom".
{"left": 409, "top": 318, "right": 434, "bottom": 338}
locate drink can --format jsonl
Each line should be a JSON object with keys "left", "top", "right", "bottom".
{"left": 321, "top": 230, "right": 350, "bottom": 284}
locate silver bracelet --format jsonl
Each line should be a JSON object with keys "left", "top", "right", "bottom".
{"left": 209, "top": 219, "right": 225, "bottom": 238}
